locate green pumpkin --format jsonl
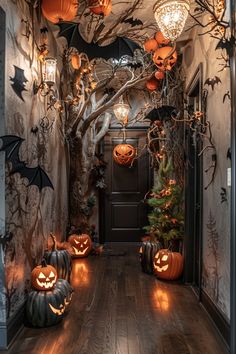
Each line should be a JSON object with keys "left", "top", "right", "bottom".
{"left": 26, "top": 285, "right": 66, "bottom": 327}
{"left": 140, "top": 241, "right": 162, "bottom": 274}
{"left": 44, "top": 233, "right": 72, "bottom": 282}
{"left": 56, "top": 279, "right": 73, "bottom": 308}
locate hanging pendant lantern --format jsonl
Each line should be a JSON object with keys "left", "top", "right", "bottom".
{"left": 113, "top": 97, "right": 130, "bottom": 126}
{"left": 154, "top": 0, "right": 190, "bottom": 42}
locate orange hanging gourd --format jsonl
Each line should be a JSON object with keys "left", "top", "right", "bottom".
{"left": 153, "top": 46, "right": 177, "bottom": 71}
{"left": 146, "top": 77, "right": 159, "bottom": 91}
{"left": 89, "top": 0, "right": 112, "bottom": 16}
{"left": 41, "top": 0, "right": 78, "bottom": 24}
{"left": 155, "top": 31, "right": 170, "bottom": 45}
{"left": 153, "top": 249, "right": 183, "bottom": 280}
{"left": 154, "top": 71, "right": 165, "bottom": 80}
{"left": 71, "top": 53, "right": 81, "bottom": 69}
{"left": 143, "top": 38, "right": 158, "bottom": 53}
{"left": 113, "top": 144, "right": 136, "bottom": 166}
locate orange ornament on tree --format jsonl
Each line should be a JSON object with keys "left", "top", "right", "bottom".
{"left": 155, "top": 31, "right": 170, "bottom": 45}
{"left": 143, "top": 38, "right": 158, "bottom": 53}
{"left": 146, "top": 77, "right": 159, "bottom": 91}
{"left": 153, "top": 46, "right": 177, "bottom": 71}
{"left": 71, "top": 53, "right": 81, "bottom": 69}
{"left": 41, "top": 0, "right": 78, "bottom": 23}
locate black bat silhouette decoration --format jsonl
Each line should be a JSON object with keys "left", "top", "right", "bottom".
{"left": 57, "top": 22, "right": 141, "bottom": 60}
{"left": 223, "top": 90, "right": 231, "bottom": 103}
{"left": 215, "top": 36, "right": 235, "bottom": 56}
{"left": 204, "top": 76, "right": 221, "bottom": 90}
{"left": 10, "top": 66, "right": 28, "bottom": 102}
{"left": 0, "top": 135, "right": 54, "bottom": 191}
{"left": 146, "top": 106, "right": 177, "bottom": 122}
{"left": 227, "top": 147, "right": 231, "bottom": 160}
{"left": 122, "top": 17, "right": 143, "bottom": 27}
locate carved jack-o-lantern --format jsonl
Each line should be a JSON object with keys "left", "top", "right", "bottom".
{"left": 68, "top": 234, "right": 92, "bottom": 258}
{"left": 153, "top": 249, "right": 183, "bottom": 280}
{"left": 41, "top": 0, "right": 78, "bottom": 23}
{"left": 113, "top": 144, "right": 136, "bottom": 166}
{"left": 153, "top": 46, "right": 177, "bottom": 72}
{"left": 31, "top": 259, "right": 57, "bottom": 291}
{"left": 88, "top": 0, "right": 112, "bottom": 16}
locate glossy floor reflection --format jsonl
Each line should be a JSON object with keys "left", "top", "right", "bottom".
{"left": 4, "top": 243, "right": 228, "bottom": 354}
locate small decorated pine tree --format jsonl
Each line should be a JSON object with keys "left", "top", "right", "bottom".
{"left": 144, "top": 156, "right": 184, "bottom": 248}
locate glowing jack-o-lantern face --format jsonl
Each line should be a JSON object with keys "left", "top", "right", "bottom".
{"left": 31, "top": 260, "right": 57, "bottom": 291}
{"left": 113, "top": 144, "right": 136, "bottom": 166}
{"left": 49, "top": 302, "right": 66, "bottom": 316}
{"left": 153, "top": 249, "right": 184, "bottom": 280}
{"left": 153, "top": 46, "right": 177, "bottom": 72}
{"left": 68, "top": 234, "right": 92, "bottom": 258}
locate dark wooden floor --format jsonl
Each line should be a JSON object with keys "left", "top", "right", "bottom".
{"left": 4, "top": 243, "right": 228, "bottom": 354}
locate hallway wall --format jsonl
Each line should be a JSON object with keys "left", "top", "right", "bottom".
{"left": 0, "top": 0, "right": 68, "bottom": 345}
{"left": 182, "top": 28, "right": 231, "bottom": 320}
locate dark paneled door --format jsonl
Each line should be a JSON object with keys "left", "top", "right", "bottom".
{"left": 102, "top": 129, "right": 150, "bottom": 242}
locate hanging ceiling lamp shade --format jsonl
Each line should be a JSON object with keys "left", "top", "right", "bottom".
{"left": 154, "top": 0, "right": 190, "bottom": 42}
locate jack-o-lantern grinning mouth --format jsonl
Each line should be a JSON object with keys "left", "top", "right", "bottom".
{"left": 72, "top": 246, "right": 89, "bottom": 255}
{"left": 49, "top": 303, "right": 66, "bottom": 316}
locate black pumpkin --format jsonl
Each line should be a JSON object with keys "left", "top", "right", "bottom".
{"left": 26, "top": 285, "right": 66, "bottom": 327}
{"left": 44, "top": 233, "right": 72, "bottom": 282}
{"left": 140, "top": 241, "right": 162, "bottom": 274}
{"left": 56, "top": 279, "right": 73, "bottom": 308}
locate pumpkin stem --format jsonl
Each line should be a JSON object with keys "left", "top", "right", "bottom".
{"left": 49, "top": 232, "right": 57, "bottom": 251}
{"left": 41, "top": 258, "right": 48, "bottom": 267}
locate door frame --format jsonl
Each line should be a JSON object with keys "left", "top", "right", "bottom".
{"left": 183, "top": 64, "right": 203, "bottom": 299}
{"left": 230, "top": 0, "right": 236, "bottom": 351}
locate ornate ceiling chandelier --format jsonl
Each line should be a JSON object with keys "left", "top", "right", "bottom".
{"left": 154, "top": 0, "right": 190, "bottom": 42}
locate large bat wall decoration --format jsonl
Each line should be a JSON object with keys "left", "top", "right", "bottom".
{"left": 57, "top": 22, "right": 141, "bottom": 60}
{"left": 10, "top": 66, "right": 28, "bottom": 102}
{"left": 0, "top": 135, "right": 54, "bottom": 191}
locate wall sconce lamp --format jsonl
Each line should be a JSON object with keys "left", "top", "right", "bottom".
{"left": 34, "top": 57, "right": 57, "bottom": 96}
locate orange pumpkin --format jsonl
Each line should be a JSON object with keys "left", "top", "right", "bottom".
{"left": 155, "top": 31, "right": 170, "bottom": 45}
{"left": 89, "top": 0, "right": 112, "bottom": 16}
{"left": 153, "top": 249, "right": 183, "bottom": 280}
{"left": 113, "top": 144, "right": 136, "bottom": 166}
{"left": 153, "top": 46, "right": 177, "bottom": 71}
{"left": 143, "top": 38, "right": 158, "bottom": 53}
{"left": 68, "top": 234, "right": 92, "bottom": 258}
{"left": 41, "top": 0, "right": 78, "bottom": 24}
{"left": 146, "top": 77, "right": 159, "bottom": 91}
{"left": 154, "top": 71, "right": 165, "bottom": 80}
{"left": 31, "top": 259, "right": 57, "bottom": 291}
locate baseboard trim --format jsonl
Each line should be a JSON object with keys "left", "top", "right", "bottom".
{"left": 198, "top": 289, "right": 230, "bottom": 350}
{"left": 0, "top": 302, "right": 25, "bottom": 350}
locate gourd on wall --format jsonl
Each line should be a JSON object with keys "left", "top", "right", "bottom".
{"left": 0, "top": 0, "right": 68, "bottom": 327}
{"left": 182, "top": 26, "right": 230, "bottom": 319}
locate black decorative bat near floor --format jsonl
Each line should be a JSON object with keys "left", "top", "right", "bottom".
{"left": 0, "top": 135, "right": 54, "bottom": 191}
{"left": 10, "top": 66, "right": 28, "bottom": 102}
{"left": 57, "top": 22, "right": 141, "bottom": 60}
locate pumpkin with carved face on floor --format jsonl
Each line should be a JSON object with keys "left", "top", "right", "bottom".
{"left": 31, "top": 259, "right": 57, "bottom": 291}
{"left": 113, "top": 144, "right": 136, "bottom": 166}
{"left": 153, "top": 249, "right": 183, "bottom": 280}
{"left": 153, "top": 46, "right": 177, "bottom": 72}
{"left": 26, "top": 280, "right": 72, "bottom": 327}
{"left": 68, "top": 234, "right": 92, "bottom": 258}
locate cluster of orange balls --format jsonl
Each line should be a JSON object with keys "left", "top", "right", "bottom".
{"left": 144, "top": 31, "right": 178, "bottom": 91}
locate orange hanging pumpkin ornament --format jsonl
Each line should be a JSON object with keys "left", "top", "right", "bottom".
{"left": 113, "top": 144, "right": 136, "bottom": 166}
{"left": 153, "top": 46, "right": 177, "bottom": 71}
{"left": 143, "top": 38, "right": 159, "bottom": 53}
{"left": 41, "top": 0, "right": 78, "bottom": 23}
{"left": 146, "top": 77, "right": 159, "bottom": 91}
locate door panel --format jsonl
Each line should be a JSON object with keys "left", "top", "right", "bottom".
{"left": 103, "top": 130, "right": 150, "bottom": 242}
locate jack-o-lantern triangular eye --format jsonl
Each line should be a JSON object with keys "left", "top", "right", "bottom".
{"left": 83, "top": 239, "right": 88, "bottom": 245}
{"left": 38, "top": 272, "right": 46, "bottom": 279}
{"left": 49, "top": 271, "right": 55, "bottom": 278}
{"left": 162, "top": 255, "right": 168, "bottom": 261}
{"left": 74, "top": 239, "right": 80, "bottom": 244}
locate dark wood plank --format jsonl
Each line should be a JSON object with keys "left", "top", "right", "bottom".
{"left": 3, "top": 244, "right": 228, "bottom": 354}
